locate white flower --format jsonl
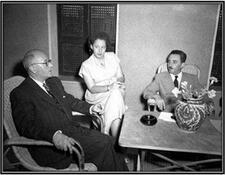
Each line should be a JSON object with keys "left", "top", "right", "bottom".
{"left": 181, "top": 81, "right": 188, "bottom": 89}
{"left": 180, "top": 80, "right": 216, "bottom": 100}
{"left": 209, "top": 76, "right": 218, "bottom": 86}
{"left": 208, "top": 89, "right": 216, "bottom": 98}
{"left": 172, "top": 87, "right": 181, "bottom": 97}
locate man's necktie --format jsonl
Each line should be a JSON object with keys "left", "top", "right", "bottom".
{"left": 43, "top": 82, "right": 52, "bottom": 96}
{"left": 174, "top": 75, "right": 179, "bottom": 88}
{"left": 43, "top": 82, "right": 71, "bottom": 120}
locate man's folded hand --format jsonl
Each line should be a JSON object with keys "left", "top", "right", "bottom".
{"left": 52, "top": 131, "right": 77, "bottom": 154}
{"left": 155, "top": 96, "right": 165, "bottom": 111}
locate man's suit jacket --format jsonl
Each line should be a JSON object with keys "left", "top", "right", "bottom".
{"left": 143, "top": 72, "right": 202, "bottom": 101}
{"left": 10, "top": 76, "right": 92, "bottom": 168}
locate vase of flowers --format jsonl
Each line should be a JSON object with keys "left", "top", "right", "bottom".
{"left": 174, "top": 77, "right": 217, "bottom": 132}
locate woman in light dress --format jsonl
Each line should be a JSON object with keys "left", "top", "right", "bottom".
{"left": 79, "top": 32, "right": 126, "bottom": 137}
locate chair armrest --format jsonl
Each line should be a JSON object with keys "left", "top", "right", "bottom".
{"left": 72, "top": 111, "right": 85, "bottom": 116}
{"left": 72, "top": 111, "right": 104, "bottom": 133}
{"left": 68, "top": 138, "right": 85, "bottom": 170}
{"left": 4, "top": 136, "right": 53, "bottom": 146}
{"left": 4, "top": 136, "right": 85, "bottom": 171}
{"left": 90, "top": 114, "right": 104, "bottom": 133}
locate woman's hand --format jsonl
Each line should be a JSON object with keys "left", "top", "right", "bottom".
{"left": 116, "top": 82, "right": 126, "bottom": 90}
{"left": 116, "top": 76, "right": 125, "bottom": 83}
{"left": 91, "top": 103, "right": 104, "bottom": 116}
{"left": 109, "top": 81, "right": 126, "bottom": 90}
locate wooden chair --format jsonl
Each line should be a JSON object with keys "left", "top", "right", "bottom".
{"left": 3, "top": 76, "right": 97, "bottom": 171}
{"left": 148, "top": 63, "right": 201, "bottom": 111}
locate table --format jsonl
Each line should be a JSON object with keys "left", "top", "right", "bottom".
{"left": 119, "top": 109, "right": 222, "bottom": 171}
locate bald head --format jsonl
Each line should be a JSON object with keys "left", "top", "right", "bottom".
{"left": 23, "top": 49, "right": 47, "bottom": 70}
{"left": 22, "top": 49, "right": 53, "bottom": 81}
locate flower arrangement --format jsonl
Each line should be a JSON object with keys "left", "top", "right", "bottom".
{"left": 173, "top": 77, "right": 218, "bottom": 132}
{"left": 180, "top": 76, "right": 218, "bottom": 101}
{"left": 178, "top": 76, "right": 218, "bottom": 117}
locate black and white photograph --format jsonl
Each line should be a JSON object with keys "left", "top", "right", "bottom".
{"left": 2, "top": 0, "right": 223, "bottom": 173}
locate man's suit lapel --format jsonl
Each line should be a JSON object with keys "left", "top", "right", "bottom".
{"left": 45, "top": 78, "right": 72, "bottom": 120}
{"left": 165, "top": 72, "right": 175, "bottom": 89}
{"left": 26, "top": 77, "right": 58, "bottom": 105}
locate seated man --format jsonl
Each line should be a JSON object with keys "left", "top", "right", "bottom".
{"left": 143, "top": 50, "right": 202, "bottom": 111}
{"left": 10, "top": 49, "right": 128, "bottom": 171}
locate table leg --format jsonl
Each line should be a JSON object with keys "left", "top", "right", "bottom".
{"left": 137, "top": 150, "right": 140, "bottom": 171}
{"left": 136, "top": 150, "right": 146, "bottom": 171}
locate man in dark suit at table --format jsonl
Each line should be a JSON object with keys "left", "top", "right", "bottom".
{"left": 143, "top": 50, "right": 202, "bottom": 111}
{"left": 10, "top": 49, "right": 128, "bottom": 171}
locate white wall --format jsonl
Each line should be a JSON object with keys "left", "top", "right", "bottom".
{"left": 117, "top": 4, "right": 219, "bottom": 109}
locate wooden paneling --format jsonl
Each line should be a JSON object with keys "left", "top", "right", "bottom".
{"left": 57, "top": 4, "right": 117, "bottom": 77}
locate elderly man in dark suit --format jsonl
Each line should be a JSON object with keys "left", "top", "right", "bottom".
{"left": 143, "top": 50, "right": 202, "bottom": 111}
{"left": 10, "top": 49, "right": 128, "bottom": 171}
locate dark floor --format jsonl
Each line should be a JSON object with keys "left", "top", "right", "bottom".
{"left": 3, "top": 147, "right": 222, "bottom": 173}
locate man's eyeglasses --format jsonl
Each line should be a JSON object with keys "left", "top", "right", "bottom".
{"left": 30, "top": 59, "right": 52, "bottom": 67}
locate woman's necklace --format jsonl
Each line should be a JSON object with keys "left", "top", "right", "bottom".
{"left": 100, "top": 61, "right": 105, "bottom": 67}
{"left": 98, "top": 58, "right": 105, "bottom": 67}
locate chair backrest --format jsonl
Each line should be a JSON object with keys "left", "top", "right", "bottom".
{"left": 156, "top": 62, "right": 200, "bottom": 79}
{"left": 4, "top": 76, "right": 25, "bottom": 139}
{"left": 3, "top": 76, "right": 49, "bottom": 170}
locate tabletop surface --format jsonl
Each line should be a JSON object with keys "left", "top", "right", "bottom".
{"left": 119, "top": 108, "right": 222, "bottom": 156}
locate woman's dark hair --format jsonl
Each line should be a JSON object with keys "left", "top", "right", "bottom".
{"left": 166, "top": 50, "right": 187, "bottom": 63}
{"left": 89, "top": 32, "right": 111, "bottom": 51}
